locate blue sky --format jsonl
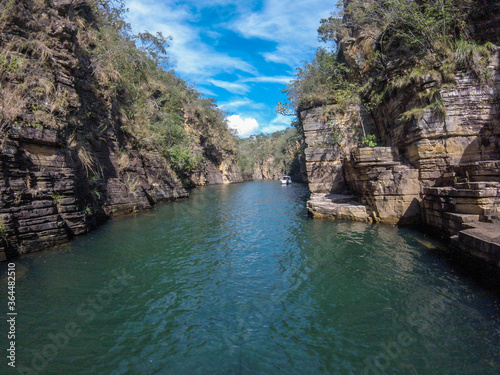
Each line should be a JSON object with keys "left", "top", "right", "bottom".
{"left": 124, "top": 0, "right": 335, "bottom": 136}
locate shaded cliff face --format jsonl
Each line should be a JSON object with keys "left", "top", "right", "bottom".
{"left": 0, "top": 0, "right": 240, "bottom": 260}
{"left": 0, "top": 126, "right": 187, "bottom": 260}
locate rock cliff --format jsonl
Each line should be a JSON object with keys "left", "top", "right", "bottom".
{"left": 0, "top": 125, "right": 188, "bottom": 261}
{"left": 236, "top": 129, "right": 307, "bottom": 183}
{"left": 0, "top": 0, "right": 241, "bottom": 260}
{"left": 302, "top": 0, "right": 500, "bottom": 269}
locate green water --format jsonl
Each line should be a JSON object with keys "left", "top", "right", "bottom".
{"left": 1, "top": 181, "right": 499, "bottom": 374}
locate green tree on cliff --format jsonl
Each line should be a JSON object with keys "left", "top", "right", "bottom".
{"left": 282, "top": 0, "right": 496, "bottom": 123}
{"left": 0, "top": 0, "right": 237, "bottom": 180}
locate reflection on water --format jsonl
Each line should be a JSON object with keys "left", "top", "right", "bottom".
{"left": 0, "top": 181, "right": 499, "bottom": 375}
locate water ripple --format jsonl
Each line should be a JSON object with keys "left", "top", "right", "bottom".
{"left": 1, "top": 182, "right": 499, "bottom": 374}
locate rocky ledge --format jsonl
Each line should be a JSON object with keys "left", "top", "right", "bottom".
{"left": 302, "top": 52, "right": 500, "bottom": 270}
{"left": 451, "top": 222, "right": 500, "bottom": 269}
{"left": 307, "top": 194, "right": 372, "bottom": 222}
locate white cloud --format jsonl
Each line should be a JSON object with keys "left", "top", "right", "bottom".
{"left": 219, "top": 98, "right": 252, "bottom": 111}
{"left": 241, "top": 75, "right": 293, "bottom": 84}
{"left": 262, "top": 45, "right": 298, "bottom": 65}
{"left": 197, "top": 87, "right": 218, "bottom": 97}
{"left": 227, "top": 115, "right": 259, "bottom": 137}
{"left": 205, "top": 30, "right": 223, "bottom": 40}
{"left": 125, "top": 0, "right": 257, "bottom": 81}
{"left": 207, "top": 79, "right": 250, "bottom": 95}
{"left": 189, "top": 0, "right": 246, "bottom": 8}
{"left": 125, "top": 0, "right": 334, "bottom": 80}
{"left": 123, "top": 0, "right": 335, "bottom": 127}
{"left": 219, "top": 98, "right": 266, "bottom": 112}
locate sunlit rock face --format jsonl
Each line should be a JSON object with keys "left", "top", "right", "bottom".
{"left": 303, "top": 53, "right": 500, "bottom": 225}
{"left": 303, "top": 0, "right": 500, "bottom": 268}
{"left": 300, "top": 107, "right": 358, "bottom": 195}
{"left": 302, "top": 40, "right": 500, "bottom": 229}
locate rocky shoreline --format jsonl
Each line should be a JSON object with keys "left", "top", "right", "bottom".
{"left": 0, "top": 0, "right": 243, "bottom": 261}
{"left": 302, "top": 52, "right": 500, "bottom": 270}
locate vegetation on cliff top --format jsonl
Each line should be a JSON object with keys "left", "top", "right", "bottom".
{"left": 236, "top": 128, "right": 304, "bottom": 180}
{"left": 280, "top": 0, "right": 497, "bottom": 129}
{"left": 0, "top": 0, "right": 237, "bottom": 181}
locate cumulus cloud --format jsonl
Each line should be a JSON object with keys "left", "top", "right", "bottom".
{"left": 227, "top": 115, "right": 259, "bottom": 137}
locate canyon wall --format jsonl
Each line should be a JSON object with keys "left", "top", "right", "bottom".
{"left": 0, "top": 126, "right": 241, "bottom": 262}
{"left": 0, "top": 126, "right": 188, "bottom": 261}
{"left": 305, "top": 50, "right": 500, "bottom": 224}
{"left": 304, "top": 51, "right": 500, "bottom": 267}
{"left": 236, "top": 129, "right": 307, "bottom": 183}
{"left": 249, "top": 152, "right": 307, "bottom": 183}
{"left": 301, "top": 106, "right": 358, "bottom": 194}
{"left": 299, "top": 0, "right": 500, "bottom": 270}
{"left": 0, "top": 0, "right": 241, "bottom": 260}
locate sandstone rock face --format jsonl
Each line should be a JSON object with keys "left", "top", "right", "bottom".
{"left": 345, "top": 148, "right": 421, "bottom": 225}
{"left": 251, "top": 156, "right": 281, "bottom": 181}
{"left": 189, "top": 158, "right": 242, "bottom": 187}
{"left": 307, "top": 194, "right": 373, "bottom": 222}
{"left": 220, "top": 159, "right": 243, "bottom": 184}
{"left": 302, "top": 108, "right": 421, "bottom": 225}
{"left": 241, "top": 138, "right": 307, "bottom": 183}
{"left": 185, "top": 126, "right": 243, "bottom": 187}
{"left": 303, "top": 52, "right": 500, "bottom": 231}
{"left": 301, "top": 107, "right": 358, "bottom": 194}
{"left": 453, "top": 222, "right": 500, "bottom": 268}
{"left": 372, "top": 52, "right": 500, "bottom": 186}
{"left": 423, "top": 165, "right": 500, "bottom": 237}
{"left": 303, "top": 0, "right": 500, "bottom": 269}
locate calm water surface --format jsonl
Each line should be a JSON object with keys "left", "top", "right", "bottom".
{"left": 1, "top": 181, "right": 499, "bottom": 374}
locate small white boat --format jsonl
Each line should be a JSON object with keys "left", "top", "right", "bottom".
{"left": 281, "top": 175, "right": 292, "bottom": 185}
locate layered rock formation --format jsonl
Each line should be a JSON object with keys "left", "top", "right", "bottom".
{"left": 301, "top": 107, "right": 358, "bottom": 194}
{"left": 0, "top": 126, "right": 188, "bottom": 261}
{"left": 0, "top": 0, "right": 241, "bottom": 260}
{"left": 306, "top": 49, "right": 499, "bottom": 214}
{"left": 249, "top": 150, "right": 307, "bottom": 182}
{"left": 303, "top": 0, "right": 500, "bottom": 269}
{"left": 189, "top": 157, "right": 242, "bottom": 186}
{"left": 249, "top": 156, "right": 284, "bottom": 181}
